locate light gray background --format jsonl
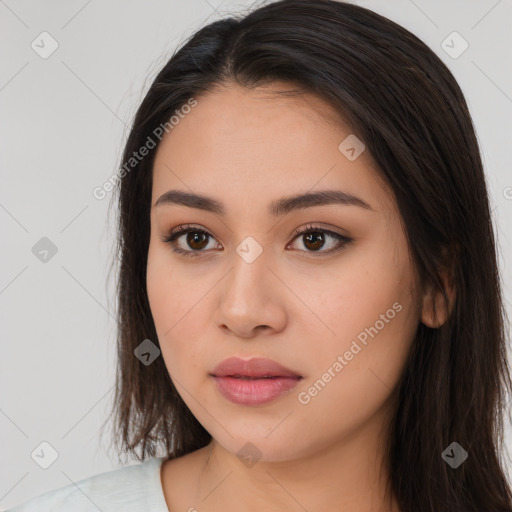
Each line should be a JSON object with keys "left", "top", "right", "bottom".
{"left": 1, "top": 0, "right": 512, "bottom": 509}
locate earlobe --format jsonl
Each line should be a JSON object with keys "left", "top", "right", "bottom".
{"left": 420, "top": 270, "right": 456, "bottom": 328}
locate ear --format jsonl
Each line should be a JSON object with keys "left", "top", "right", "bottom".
{"left": 421, "top": 269, "right": 456, "bottom": 328}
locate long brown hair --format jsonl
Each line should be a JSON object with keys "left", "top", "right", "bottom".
{"left": 102, "top": 1, "right": 512, "bottom": 510}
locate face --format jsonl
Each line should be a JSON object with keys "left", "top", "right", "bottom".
{"left": 147, "top": 82, "right": 423, "bottom": 462}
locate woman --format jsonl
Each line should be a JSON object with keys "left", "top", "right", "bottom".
{"left": 8, "top": 0, "right": 512, "bottom": 511}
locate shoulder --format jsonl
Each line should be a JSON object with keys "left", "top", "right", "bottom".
{"left": 5, "top": 457, "right": 168, "bottom": 512}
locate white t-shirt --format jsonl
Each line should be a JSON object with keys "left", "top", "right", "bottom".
{"left": 5, "top": 456, "right": 170, "bottom": 511}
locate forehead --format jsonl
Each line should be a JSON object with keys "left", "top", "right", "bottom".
{"left": 151, "top": 82, "right": 392, "bottom": 216}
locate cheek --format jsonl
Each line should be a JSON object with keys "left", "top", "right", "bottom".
{"left": 147, "top": 249, "right": 183, "bottom": 364}
{"left": 146, "top": 248, "right": 172, "bottom": 331}
{"left": 147, "top": 240, "right": 194, "bottom": 330}
{"left": 303, "top": 250, "right": 411, "bottom": 351}
{"left": 293, "top": 292, "right": 416, "bottom": 447}
{"left": 298, "top": 237, "right": 419, "bottom": 408}
{"left": 146, "top": 247, "right": 209, "bottom": 381}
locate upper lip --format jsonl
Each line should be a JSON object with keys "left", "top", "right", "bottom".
{"left": 211, "top": 357, "right": 302, "bottom": 378}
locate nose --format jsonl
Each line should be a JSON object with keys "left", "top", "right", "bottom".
{"left": 214, "top": 246, "right": 287, "bottom": 339}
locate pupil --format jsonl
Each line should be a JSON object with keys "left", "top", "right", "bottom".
{"left": 188, "top": 232, "right": 208, "bottom": 250}
{"left": 305, "top": 232, "right": 324, "bottom": 251}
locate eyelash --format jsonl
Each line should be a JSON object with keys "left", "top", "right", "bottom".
{"left": 160, "top": 223, "right": 353, "bottom": 259}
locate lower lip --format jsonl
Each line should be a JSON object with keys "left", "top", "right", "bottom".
{"left": 212, "top": 375, "right": 301, "bottom": 405}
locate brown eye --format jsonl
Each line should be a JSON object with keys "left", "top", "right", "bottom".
{"left": 185, "top": 231, "right": 210, "bottom": 251}
{"left": 161, "top": 223, "right": 352, "bottom": 259}
{"left": 161, "top": 225, "right": 219, "bottom": 257}
{"left": 289, "top": 225, "right": 352, "bottom": 256}
{"left": 302, "top": 232, "right": 326, "bottom": 251}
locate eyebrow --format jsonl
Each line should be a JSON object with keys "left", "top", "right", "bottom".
{"left": 154, "top": 189, "right": 373, "bottom": 216}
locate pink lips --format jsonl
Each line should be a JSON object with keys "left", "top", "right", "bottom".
{"left": 210, "top": 357, "right": 302, "bottom": 406}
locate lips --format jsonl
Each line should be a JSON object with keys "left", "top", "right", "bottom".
{"left": 210, "top": 357, "right": 303, "bottom": 405}
{"left": 210, "top": 357, "right": 302, "bottom": 379}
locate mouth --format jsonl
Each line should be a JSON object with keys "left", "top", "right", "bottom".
{"left": 210, "top": 357, "right": 303, "bottom": 405}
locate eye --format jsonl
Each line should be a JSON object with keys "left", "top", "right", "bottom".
{"left": 160, "top": 223, "right": 352, "bottom": 258}
{"left": 287, "top": 223, "right": 352, "bottom": 257}
{"left": 160, "top": 224, "right": 219, "bottom": 258}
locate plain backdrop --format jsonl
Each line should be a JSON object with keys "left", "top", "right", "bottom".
{"left": 1, "top": 0, "right": 512, "bottom": 509}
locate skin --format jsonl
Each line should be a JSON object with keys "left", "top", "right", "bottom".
{"left": 146, "top": 81, "right": 448, "bottom": 512}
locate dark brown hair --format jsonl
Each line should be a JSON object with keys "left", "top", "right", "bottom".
{"left": 103, "top": 1, "right": 512, "bottom": 510}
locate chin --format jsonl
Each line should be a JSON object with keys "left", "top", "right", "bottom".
{"left": 213, "top": 428, "right": 307, "bottom": 464}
